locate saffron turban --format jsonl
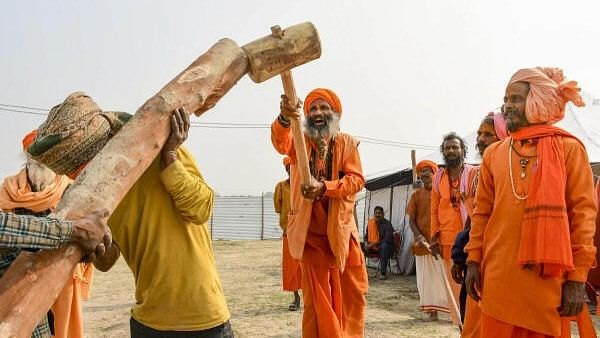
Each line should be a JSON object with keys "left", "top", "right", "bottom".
{"left": 415, "top": 160, "right": 438, "bottom": 176}
{"left": 283, "top": 156, "right": 291, "bottom": 166}
{"left": 508, "top": 67, "right": 585, "bottom": 124}
{"left": 303, "top": 88, "right": 342, "bottom": 116}
{"left": 22, "top": 130, "right": 38, "bottom": 151}
{"left": 28, "top": 91, "right": 131, "bottom": 175}
{"left": 486, "top": 112, "right": 508, "bottom": 140}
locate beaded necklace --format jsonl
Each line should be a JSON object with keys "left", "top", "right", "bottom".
{"left": 508, "top": 139, "right": 537, "bottom": 200}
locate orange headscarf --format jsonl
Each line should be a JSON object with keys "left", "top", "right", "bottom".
{"left": 22, "top": 130, "right": 38, "bottom": 151}
{"left": 303, "top": 88, "right": 342, "bottom": 116}
{"left": 508, "top": 67, "right": 585, "bottom": 125}
{"left": 283, "top": 156, "right": 291, "bottom": 167}
{"left": 415, "top": 160, "right": 438, "bottom": 177}
{"left": 0, "top": 130, "right": 70, "bottom": 212}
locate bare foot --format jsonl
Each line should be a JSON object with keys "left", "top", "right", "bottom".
{"left": 423, "top": 311, "right": 438, "bottom": 322}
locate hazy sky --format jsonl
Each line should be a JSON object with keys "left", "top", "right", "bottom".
{"left": 2, "top": 1, "right": 599, "bottom": 195}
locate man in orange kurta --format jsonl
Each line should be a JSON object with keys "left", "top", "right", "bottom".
{"left": 0, "top": 130, "right": 93, "bottom": 338}
{"left": 431, "top": 132, "right": 474, "bottom": 325}
{"left": 271, "top": 88, "right": 368, "bottom": 338}
{"left": 274, "top": 156, "right": 302, "bottom": 311}
{"left": 465, "top": 67, "right": 597, "bottom": 337}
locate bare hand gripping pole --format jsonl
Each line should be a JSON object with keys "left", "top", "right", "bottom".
{"left": 0, "top": 22, "right": 321, "bottom": 338}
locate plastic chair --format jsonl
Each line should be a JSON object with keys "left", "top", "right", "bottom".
{"left": 390, "top": 232, "right": 403, "bottom": 274}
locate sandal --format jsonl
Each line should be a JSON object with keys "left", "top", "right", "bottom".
{"left": 288, "top": 303, "right": 300, "bottom": 311}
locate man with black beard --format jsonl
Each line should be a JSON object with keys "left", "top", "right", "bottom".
{"left": 430, "top": 132, "right": 474, "bottom": 326}
{"left": 271, "top": 88, "right": 368, "bottom": 337}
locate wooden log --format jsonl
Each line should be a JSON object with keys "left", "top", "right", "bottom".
{"left": 0, "top": 38, "right": 248, "bottom": 338}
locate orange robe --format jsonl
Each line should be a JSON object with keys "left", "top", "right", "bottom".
{"left": 271, "top": 119, "right": 368, "bottom": 338}
{"left": 465, "top": 137, "right": 597, "bottom": 336}
{"left": 587, "top": 181, "right": 600, "bottom": 293}
{"left": 275, "top": 179, "right": 302, "bottom": 291}
{"left": 462, "top": 167, "right": 481, "bottom": 338}
{"left": 431, "top": 168, "right": 469, "bottom": 325}
{"left": 50, "top": 263, "right": 94, "bottom": 338}
{"left": 406, "top": 187, "right": 432, "bottom": 248}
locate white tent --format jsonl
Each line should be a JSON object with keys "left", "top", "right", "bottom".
{"left": 363, "top": 92, "right": 600, "bottom": 275}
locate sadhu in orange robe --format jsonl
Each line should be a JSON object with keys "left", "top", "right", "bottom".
{"left": 431, "top": 164, "right": 474, "bottom": 325}
{"left": 0, "top": 168, "right": 93, "bottom": 338}
{"left": 465, "top": 128, "right": 597, "bottom": 337}
{"left": 271, "top": 120, "right": 368, "bottom": 338}
{"left": 274, "top": 178, "right": 302, "bottom": 291}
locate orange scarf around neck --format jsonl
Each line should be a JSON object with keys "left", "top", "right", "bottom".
{"left": 510, "top": 124, "right": 583, "bottom": 277}
{"left": 0, "top": 169, "right": 70, "bottom": 212}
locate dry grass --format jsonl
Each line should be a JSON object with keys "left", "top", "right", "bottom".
{"left": 83, "top": 240, "right": 596, "bottom": 337}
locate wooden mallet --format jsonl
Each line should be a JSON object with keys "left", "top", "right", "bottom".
{"left": 243, "top": 22, "right": 321, "bottom": 185}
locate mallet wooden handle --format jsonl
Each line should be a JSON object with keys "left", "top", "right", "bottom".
{"left": 280, "top": 71, "right": 311, "bottom": 185}
{"left": 411, "top": 149, "right": 418, "bottom": 187}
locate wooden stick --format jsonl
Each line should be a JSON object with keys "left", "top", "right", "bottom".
{"left": 411, "top": 149, "right": 418, "bottom": 188}
{"left": 280, "top": 71, "right": 311, "bottom": 185}
{"left": 421, "top": 242, "right": 463, "bottom": 331}
{"left": 437, "top": 259, "right": 464, "bottom": 332}
{"left": 0, "top": 38, "right": 249, "bottom": 338}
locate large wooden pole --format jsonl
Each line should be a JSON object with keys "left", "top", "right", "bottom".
{"left": 0, "top": 38, "right": 249, "bottom": 338}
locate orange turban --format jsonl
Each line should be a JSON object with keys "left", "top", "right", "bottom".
{"left": 22, "top": 130, "right": 38, "bottom": 151}
{"left": 508, "top": 67, "right": 585, "bottom": 124}
{"left": 415, "top": 160, "right": 438, "bottom": 176}
{"left": 283, "top": 156, "right": 291, "bottom": 166}
{"left": 303, "top": 88, "right": 342, "bottom": 116}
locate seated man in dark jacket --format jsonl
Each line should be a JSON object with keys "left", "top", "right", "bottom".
{"left": 365, "top": 206, "right": 395, "bottom": 280}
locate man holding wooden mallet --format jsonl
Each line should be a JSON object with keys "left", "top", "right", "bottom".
{"left": 272, "top": 88, "right": 368, "bottom": 338}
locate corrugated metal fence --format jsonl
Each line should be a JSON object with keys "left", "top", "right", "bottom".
{"left": 209, "top": 194, "right": 367, "bottom": 240}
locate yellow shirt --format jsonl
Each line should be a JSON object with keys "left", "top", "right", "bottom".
{"left": 109, "top": 146, "right": 229, "bottom": 331}
{"left": 273, "top": 179, "right": 291, "bottom": 229}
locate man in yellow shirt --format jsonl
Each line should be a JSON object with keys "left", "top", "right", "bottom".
{"left": 274, "top": 156, "right": 302, "bottom": 311}
{"left": 28, "top": 92, "right": 232, "bottom": 338}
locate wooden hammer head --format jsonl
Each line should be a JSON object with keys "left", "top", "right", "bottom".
{"left": 242, "top": 22, "right": 321, "bottom": 83}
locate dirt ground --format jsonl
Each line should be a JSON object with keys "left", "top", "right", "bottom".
{"left": 83, "top": 240, "right": 597, "bottom": 337}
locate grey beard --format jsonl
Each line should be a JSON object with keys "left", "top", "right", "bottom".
{"left": 304, "top": 113, "right": 339, "bottom": 141}
{"left": 304, "top": 113, "right": 340, "bottom": 159}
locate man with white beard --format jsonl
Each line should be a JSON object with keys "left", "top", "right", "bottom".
{"left": 271, "top": 88, "right": 368, "bottom": 338}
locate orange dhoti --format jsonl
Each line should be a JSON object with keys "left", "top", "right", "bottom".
{"left": 50, "top": 262, "right": 94, "bottom": 338}
{"left": 301, "top": 236, "right": 368, "bottom": 338}
{"left": 481, "top": 310, "right": 597, "bottom": 338}
{"left": 282, "top": 235, "right": 302, "bottom": 291}
{"left": 462, "top": 296, "right": 481, "bottom": 338}
{"left": 300, "top": 199, "right": 368, "bottom": 338}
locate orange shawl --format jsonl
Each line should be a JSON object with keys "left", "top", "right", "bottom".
{"left": 0, "top": 169, "right": 70, "bottom": 212}
{"left": 366, "top": 218, "right": 379, "bottom": 244}
{"left": 511, "top": 124, "right": 582, "bottom": 277}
